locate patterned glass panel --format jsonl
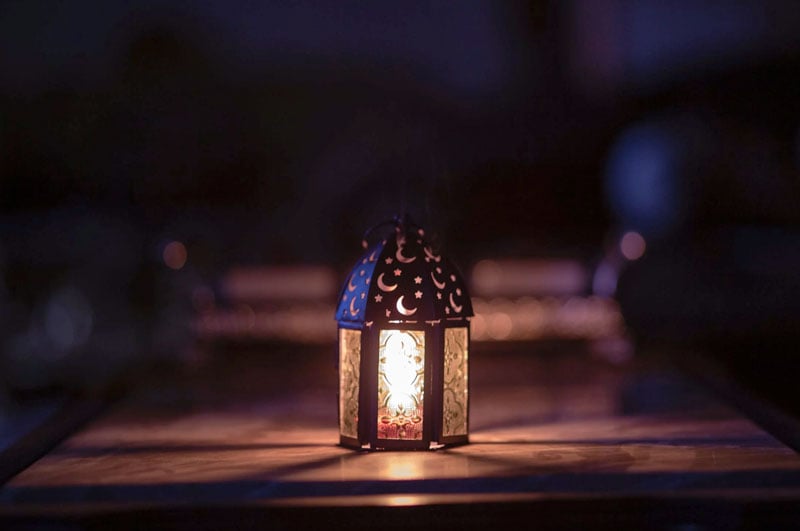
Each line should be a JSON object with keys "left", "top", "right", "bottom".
{"left": 377, "top": 329, "right": 425, "bottom": 440}
{"left": 339, "top": 328, "right": 361, "bottom": 439}
{"left": 443, "top": 327, "right": 468, "bottom": 437}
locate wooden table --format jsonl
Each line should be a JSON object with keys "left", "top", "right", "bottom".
{"left": 1, "top": 343, "right": 799, "bottom": 529}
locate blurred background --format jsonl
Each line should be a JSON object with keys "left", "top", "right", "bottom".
{"left": 2, "top": 0, "right": 800, "bottom": 447}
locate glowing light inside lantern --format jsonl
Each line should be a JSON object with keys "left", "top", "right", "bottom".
{"left": 377, "top": 329, "right": 425, "bottom": 440}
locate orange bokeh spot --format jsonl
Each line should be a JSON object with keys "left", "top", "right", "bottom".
{"left": 620, "top": 231, "right": 646, "bottom": 261}
{"left": 163, "top": 241, "right": 187, "bottom": 270}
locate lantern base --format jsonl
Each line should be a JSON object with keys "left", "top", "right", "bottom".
{"left": 338, "top": 435, "right": 469, "bottom": 451}
{"left": 440, "top": 434, "right": 469, "bottom": 447}
{"left": 339, "top": 435, "right": 363, "bottom": 450}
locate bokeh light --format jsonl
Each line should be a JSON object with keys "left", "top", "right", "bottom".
{"left": 163, "top": 241, "right": 188, "bottom": 270}
{"left": 620, "top": 231, "right": 646, "bottom": 260}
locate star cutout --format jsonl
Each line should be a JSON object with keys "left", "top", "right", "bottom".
{"left": 456, "top": 288, "right": 462, "bottom": 296}
{"left": 385, "top": 257, "right": 393, "bottom": 264}
{"left": 445, "top": 307, "right": 451, "bottom": 314}
{"left": 365, "top": 277, "right": 370, "bottom": 284}
{"left": 360, "top": 293, "right": 365, "bottom": 299}
{"left": 374, "top": 294, "right": 383, "bottom": 302}
{"left": 414, "top": 276, "right": 422, "bottom": 284}
{"left": 450, "top": 274, "right": 456, "bottom": 281}
{"left": 342, "top": 294, "right": 347, "bottom": 301}
{"left": 436, "top": 292, "right": 442, "bottom": 299}
{"left": 393, "top": 268, "right": 402, "bottom": 276}
{"left": 385, "top": 309, "right": 391, "bottom": 317}
{"left": 360, "top": 270, "right": 365, "bottom": 276}
{"left": 425, "top": 257, "right": 431, "bottom": 262}
{"left": 414, "top": 290, "right": 423, "bottom": 299}
{"left": 436, "top": 267, "right": 442, "bottom": 274}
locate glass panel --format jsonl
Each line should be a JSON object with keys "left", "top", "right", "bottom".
{"left": 339, "top": 328, "right": 361, "bottom": 439}
{"left": 377, "top": 329, "right": 425, "bottom": 440}
{"left": 443, "top": 327, "right": 468, "bottom": 437}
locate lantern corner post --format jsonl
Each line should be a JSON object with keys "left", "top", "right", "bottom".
{"left": 427, "top": 321, "right": 445, "bottom": 448}
{"left": 360, "top": 323, "right": 379, "bottom": 450}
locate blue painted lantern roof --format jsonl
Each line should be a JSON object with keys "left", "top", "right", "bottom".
{"left": 336, "top": 220, "right": 473, "bottom": 325}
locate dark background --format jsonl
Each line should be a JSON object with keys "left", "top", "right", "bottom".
{"left": 2, "top": 1, "right": 800, "bottom": 415}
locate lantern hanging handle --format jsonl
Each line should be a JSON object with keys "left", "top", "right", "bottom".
{"left": 361, "top": 215, "right": 421, "bottom": 248}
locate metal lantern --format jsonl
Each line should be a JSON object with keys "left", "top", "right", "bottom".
{"left": 336, "top": 217, "right": 473, "bottom": 450}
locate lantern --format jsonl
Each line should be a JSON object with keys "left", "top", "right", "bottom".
{"left": 336, "top": 217, "right": 473, "bottom": 450}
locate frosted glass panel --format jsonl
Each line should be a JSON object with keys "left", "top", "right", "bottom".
{"left": 339, "top": 328, "right": 361, "bottom": 439}
{"left": 377, "top": 329, "right": 425, "bottom": 440}
{"left": 443, "top": 327, "right": 468, "bottom": 437}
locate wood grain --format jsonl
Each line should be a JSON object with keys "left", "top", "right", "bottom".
{"left": 1, "top": 346, "right": 799, "bottom": 511}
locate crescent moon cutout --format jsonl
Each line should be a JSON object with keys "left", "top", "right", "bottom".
{"left": 377, "top": 273, "right": 398, "bottom": 292}
{"left": 424, "top": 247, "right": 439, "bottom": 261}
{"left": 396, "top": 295, "right": 418, "bottom": 316}
{"left": 449, "top": 293, "right": 463, "bottom": 313}
{"left": 349, "top": 296, "right": 359, "bottom": 316}
{"left": 431, "top": 272, "right": 446, "bottom": 290}
{"left": 369, "top": 250, "right": 377, "bottom": 262}
{"left": 396, "top": 247, "right": 417, "bottom": 264}
{"left": 347, "top": 277, "right": 357, "bottom": 291}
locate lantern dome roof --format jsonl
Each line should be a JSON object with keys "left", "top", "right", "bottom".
{"left": 336, "top": 218, "right": 473, "bottom": 325}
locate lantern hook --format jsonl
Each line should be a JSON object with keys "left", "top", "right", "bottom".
{"left": 361, "top": 214, "right": 422, "bottom": 248}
